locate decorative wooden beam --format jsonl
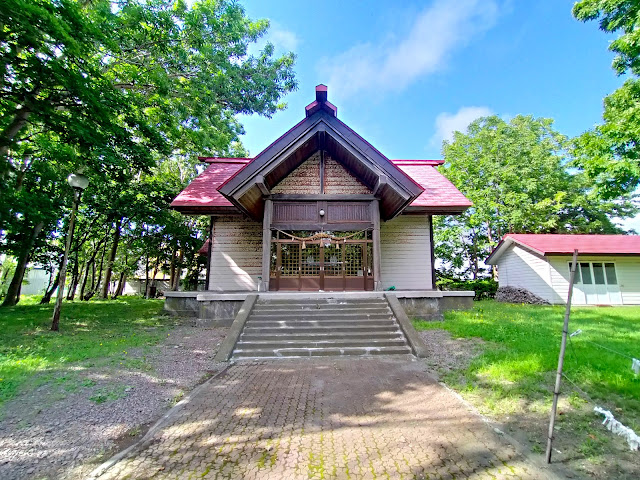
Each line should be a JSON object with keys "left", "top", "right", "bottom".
{"left": 256, "top": 175, "right": 270, "bottom": 196}
{"left": 373, "top": 175, "right": 387, "bottom": 196}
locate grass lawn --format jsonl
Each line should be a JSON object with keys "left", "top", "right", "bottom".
{"left": 413, "top": 300, "right": 640, "bottom": 477}
{"left": 0, "top": 296, "right": 167, "bottom": 408}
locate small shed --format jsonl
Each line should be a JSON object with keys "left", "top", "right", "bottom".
{"left": 485, "top": 234, "right": 640, "bottom": 305}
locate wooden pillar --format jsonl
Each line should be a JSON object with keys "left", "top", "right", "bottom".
{"left": 372, "top": 199, "right": 382, "bottom": 291}
{"left": 429, "top": 214, "right": 436, "bottom": 289}
{"left": 206, "top": 216, "right": 214, "bottom": 290}
{"left": 261, "top": 199, "right": 273, "bottom": 292}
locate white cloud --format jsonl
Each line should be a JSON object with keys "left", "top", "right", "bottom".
{"left": 269, "top": 27, "right": 299, "bottom": 52}
{"left": 249, "top": 23, "right": 299, "bottom": 57}
{"left": 432, "top": 106, "right": 493, "bottom": 146}
{"left": 319, "top": 0, "right": 499, "bottom": 99}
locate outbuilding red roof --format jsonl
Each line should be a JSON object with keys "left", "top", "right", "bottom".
{"left": 486, "top": 234, "right": 640, "bottom": 264}
{"left": 171, "top": 158, "right": 471, "bottom": 214}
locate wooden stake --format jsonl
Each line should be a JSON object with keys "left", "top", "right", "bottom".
{"left": 546, "top": 249, "right": 579, "bottom": 463}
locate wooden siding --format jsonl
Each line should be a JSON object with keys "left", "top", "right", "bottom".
{"left": 324, "top": 156, "right": 371, "bottom": 194}
{"left": 548, "top": 255, "right": 640, "bottom": 305}
{"left": 380, "top": 215, "right": 433, "bottom": 290}
{"left": 496, "top": 244, "right": 553, "bottom": 302}
{"left": 209, "top": 216, "right": 262, "bottom": 291}
{"left": 272, "top": 153, "right": 321, "bottom": 194}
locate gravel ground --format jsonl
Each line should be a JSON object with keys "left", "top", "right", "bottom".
{"left": 418, "top": 328, "right": 485, "bottom": 377}
{"left": 0, "top": 324, "right": 228, "bottom": 480}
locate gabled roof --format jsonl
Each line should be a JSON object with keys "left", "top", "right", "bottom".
{"left": 171, "top": 158, "right": 472, "bottom": 215}
{"left": 171, "top": 85, "right": 472, "bottom": 218}
{"left": 217, "top": 86, "right": 425, "bottom": 220}
{"left": 486, "top": 234, "right": 640, "bottom": 264}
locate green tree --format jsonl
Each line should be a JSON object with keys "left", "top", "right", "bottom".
{"left": 0, "top": 0, "right": 297, "bottom": 306}
{"left": 572, "top": 0, "right": 640, "bottom": 198}
{"left": 438, "top": 115, "right": 635, "bottom": 279}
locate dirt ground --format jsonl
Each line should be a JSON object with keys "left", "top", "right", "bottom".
{"left": 0, "top": 324, "right": 228, "bottom": 480}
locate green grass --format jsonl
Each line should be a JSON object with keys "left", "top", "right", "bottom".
{"left": 413, "top": 301, "right": 640, "bottom": 429}
{"left": 0, "top": 296, "right": 167, "bottom": 408}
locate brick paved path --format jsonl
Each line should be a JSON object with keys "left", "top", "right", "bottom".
{"left": 98, "top": 358, "right": 557, "bottom": 479}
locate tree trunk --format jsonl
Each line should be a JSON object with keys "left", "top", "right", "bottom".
{"left": 83, "top": 261, "right": 96, "bottom": 301}
{"left": 169, "top": 246, "right": 176, "bottom": 290}
{"left": 112, "top": 272, "right": 126, "bottom": 300}
{"left": 1, "top": 221, "right": 44, "bottom": 307}
{"left": 0, "top": 106, "right": 33, "bottom": 160}
{"left": 79, "top": 261, "right": 91, "bottom": 301}
{"left": 67, "top": 250, "right": 80, "bottom": 300}
{"left": 100, "top": 217, "right": 122, "bottom": 299}
{"left": 40, "top": 269, "right": 61, "bottom": 304}
{"left": 172, "top": 249, "right": 183, "bottom": 291}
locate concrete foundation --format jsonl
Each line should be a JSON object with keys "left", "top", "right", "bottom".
{"left": 164, "top": 290, "right": 475, "bottom": 325}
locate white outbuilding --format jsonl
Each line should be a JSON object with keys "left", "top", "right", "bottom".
{"left": 486, "top": 234, "right": 640, "bottom": 305}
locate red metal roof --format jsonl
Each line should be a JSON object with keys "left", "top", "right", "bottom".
{"left": 506, "top": 234, "right": 640, "bottom": 255}
{"left": 486, "top": 234, "right": 640, "bottom": 264}
{"left": 391, "top": 160, "right": 472, "bottom": 210}
{"left": 170, "top": 159, "right": 250, "bottom": 211}
{"left": 171, "top": 158, "right": 471, "bottom": 213}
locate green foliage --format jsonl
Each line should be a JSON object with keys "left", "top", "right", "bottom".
{"left": 436, "top": 278, "right": 498, "bottom": 300}
{"left": 0, "top": 0, "right": 298, "bottom": 306}
{"left": 0, "top": 297, "right": 165, "bottom": 406}
{"left": 437, "top": 115, "right": 635, "bottom": 278}
{"left": 572, "top": 0, "right": 640, "bottom": 197}
{"left": 413, "top": 301, "right": 640, "bottom": 429}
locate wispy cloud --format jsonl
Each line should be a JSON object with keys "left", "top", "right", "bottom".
{"left": 432, "top": 106, "right": 493, "bottom": 146}
{"left": 250, "top": 23, "right": 299, "bottom": 57}
{"left": 319, "top": 0, "right": 499, "bottom": 99}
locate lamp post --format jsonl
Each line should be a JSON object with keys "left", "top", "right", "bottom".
{"left": 51, "top": 173, "right": 89, "bottom": 331}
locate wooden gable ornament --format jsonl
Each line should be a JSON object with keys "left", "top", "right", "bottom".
{"left": 217, "top": 85, "right": 424, "bottom": 221}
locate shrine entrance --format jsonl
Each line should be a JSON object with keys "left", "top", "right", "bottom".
{"left": 269, "top": 231, "right": 374, "bottom": 291}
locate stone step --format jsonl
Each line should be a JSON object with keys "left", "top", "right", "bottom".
{"left": 232, "top": 345, "right": 412, "bottom": 359}
{"left": 246, "top": 318, "right": 395, "bottom": 327}
{"left": 251, "top": 307, "right": 391, "bottom": 316}
{"left": 240, "top": 332, "right": 404, "bottom": 341}
{"left": 236, "top": 338, "right": 408, "bottom": 349}
{"left": 243, "top": 325, "right": 401, "bottom": 335}
{"left": 248, "top": 312, "right": 393, "bottom": 321}
{"left": 255, "top": 299, "right": 387, "bottom": 307}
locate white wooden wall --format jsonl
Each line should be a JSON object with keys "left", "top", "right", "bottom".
{"left": 380, "top": 215, "right": 433, "bottom": 290}
{"left": 548, "top": 255, "right": 640, "bottom": 305}
{"left": 496, "top": 244, "right": 554, "bottom": 302}
{"left": 209, "top": 215, "right": 262, "bottom": 291}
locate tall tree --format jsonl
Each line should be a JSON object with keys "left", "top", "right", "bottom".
{"left": 0, "top": 0, "right": 297, "bottom": 306}
{"left": 438, "top": 115, "right": 635, "bottom": 279}
{"left": 572, "top": 0, "right": 640, "bottom": 198}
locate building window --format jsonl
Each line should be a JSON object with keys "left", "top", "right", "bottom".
{"left": 570, "top": 262, "right": 618, "bottom": 286}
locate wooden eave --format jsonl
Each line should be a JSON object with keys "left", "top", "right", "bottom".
{"left": 218, "top": 110, "right": 424, "bottom": 221}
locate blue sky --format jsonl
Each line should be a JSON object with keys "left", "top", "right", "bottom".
{"left": 234, "top": 0, "right": 637, "bottom": 229}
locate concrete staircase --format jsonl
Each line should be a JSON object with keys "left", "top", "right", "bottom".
{"left": 231, "top": 296, "right": 413, "bottom": 359}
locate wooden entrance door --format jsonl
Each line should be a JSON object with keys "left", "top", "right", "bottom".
{"left": 270, "top": 239, "right": 373, "bottom": 291}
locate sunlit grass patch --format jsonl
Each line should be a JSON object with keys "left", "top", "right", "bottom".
{"left": 0, "top": 297, "right": 167, "bottom": 407}
{"left": 413, "top": 301, "right": 640, "bottom": 430}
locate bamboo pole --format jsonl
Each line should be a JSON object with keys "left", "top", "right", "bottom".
{"left": 546, "top": 249, "right": 579, "bottom": 463}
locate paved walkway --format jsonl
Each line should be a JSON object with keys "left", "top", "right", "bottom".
{"left": 97, "top": 358, "right": 557, "bottom": 479}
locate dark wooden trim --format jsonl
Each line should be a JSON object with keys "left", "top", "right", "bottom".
{"left": 270, "top": 194, "right": 375, "bottom": 201}
{"left": 429, "top": 215, "right": 436, "bottom": 289}
{"left": 271, "top": 222, "right": 373, "bottom": 232}
{"left": 373, "top": 175, "right": 387, "bottom": 196}
{"left": 273, "top": 238, "right": 372, "bottom": 244}
{"left": 206, "top": 216, "right": 214, "bottom": 290}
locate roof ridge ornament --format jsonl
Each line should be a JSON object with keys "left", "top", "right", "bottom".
{"left": 305, "top": 84, "right": 337, "bottom": 118}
